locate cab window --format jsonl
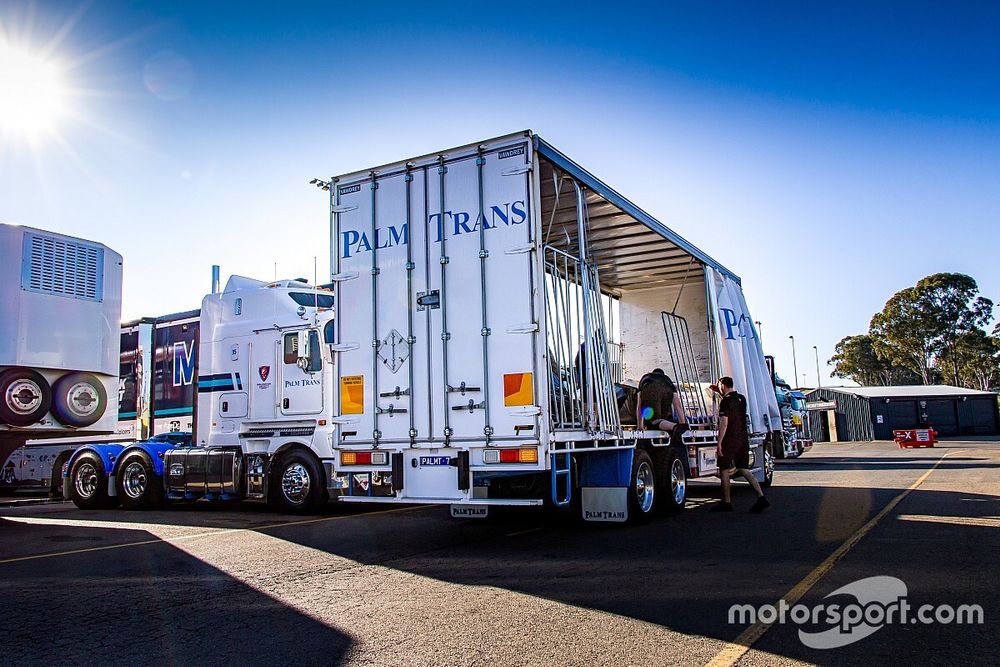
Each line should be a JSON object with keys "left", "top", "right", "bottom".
{"left": 283, "top": 333, "right": 298, "bottom": 364}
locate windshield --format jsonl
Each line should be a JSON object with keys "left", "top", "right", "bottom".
{"left": 288, "top": 292, "right": 334, "bottom": 308}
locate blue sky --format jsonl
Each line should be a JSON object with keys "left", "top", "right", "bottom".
{"left": 2, "top": 0, "right": 998, "bottom": 386}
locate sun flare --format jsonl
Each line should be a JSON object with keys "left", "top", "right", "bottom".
{"left": 0, "top": 45, "right": 68, "bottom": 137}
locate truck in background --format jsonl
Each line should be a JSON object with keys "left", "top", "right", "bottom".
{"left": 0, "top": 224, "right": 123, "bottom": 491}
{"left": 1, "top": 310, "right": 199, "bottom": 495}
{"left": 765, "top": 355, "right": 813, "bottom": 458}
{"left": 64, "top": 131, "right": 780, "bottom": 522}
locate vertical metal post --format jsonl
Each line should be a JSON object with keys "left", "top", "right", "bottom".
{"left": 475, "top": 150, "right": 493, "bottom": 441}
{"left": 789, "top": 335, "right": 799, "bottom": 390}
{"left": 211, "top": 265, "right": 220, "bottom": 294}
{"left": 437, "top": 157, "right": 452, "bottom": 441}
{"left": 370, "top": 173, "right": 381, "bottom": 446}
{"left": 573, "top": 180, "right": 596, "bottom": 430}
{"left": 404, "top": 167, "right": 417, "bottom": 442}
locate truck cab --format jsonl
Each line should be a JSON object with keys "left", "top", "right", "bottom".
{"left": 65, "top": 276, "right": 341, "bottom": 512}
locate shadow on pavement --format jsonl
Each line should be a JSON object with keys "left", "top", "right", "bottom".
{"left": 0, "top": 517, "right": 353, "bottom": 666}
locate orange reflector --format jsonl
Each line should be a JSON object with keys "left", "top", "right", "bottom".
{"left": 341, "top": 451, "right": 357, "bottom": 465}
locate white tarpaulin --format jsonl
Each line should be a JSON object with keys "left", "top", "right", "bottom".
{"left": 707, "top": 268, "right": 781, "bottom": 433}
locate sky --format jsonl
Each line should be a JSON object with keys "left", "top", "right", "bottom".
{"left": 1, "top": 0, "right": 998, "bottom": 388}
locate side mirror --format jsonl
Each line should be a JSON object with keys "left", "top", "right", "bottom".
{"left": 296, "top": 330, "right": 312, "bottom": 372}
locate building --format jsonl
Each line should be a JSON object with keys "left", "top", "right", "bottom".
{"left": 806, "top": 385, "right": 999, "bottom": 441}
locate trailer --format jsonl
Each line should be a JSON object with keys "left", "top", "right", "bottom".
{"left": 63, "top": 131, "right": 779, "bottom": 521}
{"left": 324, "top": 131, "right": 780, "bottom": 521}
{"left": 0, "top": 224, "right": 123, "bottom": 489}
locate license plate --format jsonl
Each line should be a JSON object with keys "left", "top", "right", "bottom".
{"left": 450, "top": 505, "right": 488, "bottom": 519}
{"left": 419, "top": 456, "right": 450, "bottom": 466}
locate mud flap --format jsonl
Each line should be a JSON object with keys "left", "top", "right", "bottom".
{"left": 578, "top": 449, "right": 632, "bottom": 522}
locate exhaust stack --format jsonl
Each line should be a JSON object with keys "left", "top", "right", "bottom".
{"left": 211, "top": 265, "right": 220, "bottom": 294}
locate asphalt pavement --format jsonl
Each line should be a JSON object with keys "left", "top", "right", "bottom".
{"left": 1, "top": 440, "right": 996, "bottom": 667}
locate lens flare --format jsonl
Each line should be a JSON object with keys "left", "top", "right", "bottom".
{"left": 641, "top": 406, "right": 654, "bottom": 421}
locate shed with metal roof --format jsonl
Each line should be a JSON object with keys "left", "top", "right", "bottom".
{"left": 805, "top": 385, "right": 999, "bottom": 441}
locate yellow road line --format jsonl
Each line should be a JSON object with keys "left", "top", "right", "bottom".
{"left": 705, "top": 449, "right": 960, "bottom": 667}
{"left": 897, "top": 514, "right": 1000, "bottom": 528}
{"left": 0, "top": 505, "right": 428, "bottom": 566}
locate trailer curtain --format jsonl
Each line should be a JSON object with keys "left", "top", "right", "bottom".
{"left": 706, "top": 268, "right": 781, "bottom": 434}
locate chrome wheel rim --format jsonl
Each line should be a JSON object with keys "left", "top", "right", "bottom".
{"left": 74, "top": 462, "right": 98, "bottom": 499}
{"left": 671, "top": 458, "right": 686, "bottom": 505}
{"left": 121, "top": 461, "right": 147, "bottom": 499}
{"left": 66, "top": 382, "right": 99, "bottom": 417}
{"left": 764, "top": 447, "right": 775, "bottom": 480}
{"left": 281, "top": 463, "right": 311, "bottom": 505}
{"left": 635, "top": 460, "right": 655, "bottom": 513}
{"left": 6, "top": 379, "right": 43, "bottom": 415}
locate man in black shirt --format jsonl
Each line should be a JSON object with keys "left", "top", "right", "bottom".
{"left": 710, "top": 376, "right": 769, "bottom": 513}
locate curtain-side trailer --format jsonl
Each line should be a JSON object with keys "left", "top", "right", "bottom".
{"left": 328, "top": 131, "right": 780, "bottom": 522}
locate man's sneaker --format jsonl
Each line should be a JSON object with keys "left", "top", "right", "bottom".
{"left": 749, "top": 497, "right": 770, "bottom": 513}
{"left": 710, "top": 501, "right": 733, "bottom": 512}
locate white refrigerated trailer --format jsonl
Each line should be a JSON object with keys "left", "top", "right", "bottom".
{"left": 327, "top": 131, "right": 780, "bottom": 522}
{"left": 0, "top": 224, "right": 123, "bottom": 485}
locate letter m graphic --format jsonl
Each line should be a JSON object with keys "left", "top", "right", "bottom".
{"left": 173, "top": 341, "right": 195, "bottom": 387}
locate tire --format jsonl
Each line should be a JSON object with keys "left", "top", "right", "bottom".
{"left": 115, "top": 451, "right": 163, "bottom": 510}
{"left": 269, "top": 450, "right": 326, "bottom": 513}
{"left": 69, "top": 452, "right": 116, "bottom": 509}
{"left": 49, "top": 451, "right": 71, "bottom": 498}
{"left": 655, "top": 448, "right": 687, "bottom": 515}
{"left": 770, "top": 432, "right": 786, "bottom": 460}
{"left": 628, "top": 449, "right": 657, "bottom": 524}
{"left": 0, "top": 368, "right": 52, "bottom": 427}
{"left": 761, "top": 442, "right": 775, "bottom": 488}
{"left": 51, "top": 373, "right": 107, "bottom": 428}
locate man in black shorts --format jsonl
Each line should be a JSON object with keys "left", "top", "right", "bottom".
{"left": 636, "top": 368, "right": 688, "bottom": 436}
{"left": 710, "top": 376, "right": 769, "bottom": 513}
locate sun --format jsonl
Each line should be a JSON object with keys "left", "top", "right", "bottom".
{"left": 0, "top": 45, "right": 68, "bottom": 137}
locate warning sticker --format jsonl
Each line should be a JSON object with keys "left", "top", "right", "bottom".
{"left": 340, "top": 375, "right": 364, "bottom": 414}
{"left": 503, "top": 372, "right": 534, "bottom": 407}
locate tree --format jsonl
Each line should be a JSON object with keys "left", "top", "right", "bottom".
{"left": 829, "top": 334, "right": 920, "bottom": 386}
{"left": 869, "top": 273, "right": 994, "bottom": 385}
{"left": 936, "top": 329, "right": 1000, "bottom": 391}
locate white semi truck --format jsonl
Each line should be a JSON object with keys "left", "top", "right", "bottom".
{"left": 0, "top": 224, "right": 123, "bottom": 487}
{"left": 65, "top": 131, "right": 779, "bottom": 521}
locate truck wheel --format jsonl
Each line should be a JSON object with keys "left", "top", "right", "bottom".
{"left": 0, "top": 368, "right": 52, "bottom": 427}
{"left": 69, "top": 452, "right": 116, "bottom": 510}
{"left": 115, "top": 451, "right": 163, "bottom": 510}
{"left": 655, "top": 449, "right": 687, "bottom": 515}
{"left": 51, "top": 373, "right": 107, "bottom": 428}
{"left": 269, "top": 450, "right": 326, "bottom": 513}
{"left": 761, "top": 445, "right": 775, "bottom": 488}
{"left": 628, "top": 449, "right": 656, "bottom": 524}
{"left": 49, "top": 452, "right": 71, "bottom": 498}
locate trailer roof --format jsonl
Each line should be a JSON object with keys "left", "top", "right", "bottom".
{"left": 533, "top": 135, "right": 741, "bottom": 288}
{"left": 331, "top": 130, "right": 741, "bottom": 289}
